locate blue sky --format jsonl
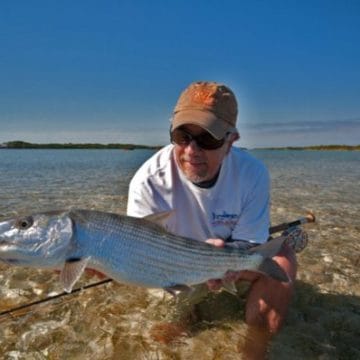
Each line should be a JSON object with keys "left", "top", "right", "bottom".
{"left": 1, "top": 0, "right": 359, "bottom": 148}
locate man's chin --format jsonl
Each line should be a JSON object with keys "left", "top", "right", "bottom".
{"left": 180, "top": 164, "right": 207, "bottom": 183}
{"left": 183, "top": 172, "right": 208, "bottom": 183}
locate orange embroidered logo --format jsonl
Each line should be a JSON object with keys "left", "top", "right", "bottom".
{"left": 191, "top": 87, "right": 217, "bottom": 106}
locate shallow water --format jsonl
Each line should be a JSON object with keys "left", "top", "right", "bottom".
{"left": 0, "top": 149, "right": 359, "bottom": 359}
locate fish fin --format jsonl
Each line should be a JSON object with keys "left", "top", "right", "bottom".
{"left": 60, "top": 257, "right": 90, "bottom": 293}
{"left": 164, "top": 284, "right": 192, "bottom": 297}
{"left": 258, "top": 258, "right": 290, "bottom": 283}
{"left": 222, "top": 281, "right": 238, "bottom": 296}
{"left": 248, "top": 235, "right": 286, "bottom": 258}
{"left": 144, "top": 210, "right": 174, "bottom": 229}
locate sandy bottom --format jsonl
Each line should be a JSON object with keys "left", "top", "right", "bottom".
{"left": 0, "top": 200, "right": 359, "bottom": 360}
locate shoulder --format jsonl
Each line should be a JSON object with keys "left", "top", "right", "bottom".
{"left": 227, "top": 147, "right": 269, "bottom": 178}
{"left": 129, "top": 145, "right": 174, "bottom": 187}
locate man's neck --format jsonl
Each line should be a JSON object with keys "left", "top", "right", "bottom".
{"left": 193, "top": 168, "right": 221, "bottom": 188}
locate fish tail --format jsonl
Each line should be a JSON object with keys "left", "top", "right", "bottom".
{"left": 249, "top": 235, "right": 286, "bottom": 259}
{"left": 258, "top": 258, "right": 290, "bottom": 283}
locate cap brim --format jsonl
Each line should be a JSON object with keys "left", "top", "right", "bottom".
{"left": 172, "top": 109, "right": 230, "bottom": 140}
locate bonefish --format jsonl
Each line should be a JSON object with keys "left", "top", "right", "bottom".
{"left": 0, "top": 209, "right": 289, "bottom": 293}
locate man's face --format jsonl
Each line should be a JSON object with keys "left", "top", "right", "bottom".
{"left": 172, "top": 124, "right": 237, "bottom": 183}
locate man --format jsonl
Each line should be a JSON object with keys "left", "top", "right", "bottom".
{"left": 127, "top": 81, "right": 296, "bottom": 335}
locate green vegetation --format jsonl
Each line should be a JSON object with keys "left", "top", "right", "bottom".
{"left": 1, "top": 141, "right": 359, "bottom": 151}
{"left": 2, "top": 141, "right": 162, "bottom": 150}
{"left": 258, "top": 144, "right": 360, "bottom": 151}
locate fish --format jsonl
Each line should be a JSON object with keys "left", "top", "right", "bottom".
{"left": 0, "top": 209, "right": 289, "bottom": 293}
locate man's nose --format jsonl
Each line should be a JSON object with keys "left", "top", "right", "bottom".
{"left": 184, "top": 139, "right": 202, "bottom": 153}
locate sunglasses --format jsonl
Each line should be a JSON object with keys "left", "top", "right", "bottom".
{"left": 170, "top": 127, "right": 228, "bottom": 150}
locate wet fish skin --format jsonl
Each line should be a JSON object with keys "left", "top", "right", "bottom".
{"left": 0, "top": 209, "right": 288, "bottom": 293}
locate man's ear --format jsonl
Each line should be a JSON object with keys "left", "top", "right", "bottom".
{"left": 229, "top": 131, "right": 240, "bottom": 145}
{"left": 232, "top": 132, "right": 240, "bottom": 142}
{"left": 225, "top": 132, "right": 240, "bottom": 154}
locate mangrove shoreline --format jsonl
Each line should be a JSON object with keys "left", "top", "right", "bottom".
{"left": 0, "top": 141, "right": 359, "bottom": 151}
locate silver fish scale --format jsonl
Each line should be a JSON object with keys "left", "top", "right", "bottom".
{"left": 70, "top": 210, "right": 263, "bottom": 288}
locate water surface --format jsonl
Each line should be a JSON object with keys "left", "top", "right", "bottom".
{"left": 0, "top": 149, "right": 359, "bottom": 359}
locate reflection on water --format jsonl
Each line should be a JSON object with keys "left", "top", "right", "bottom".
{"left": 0, "top": 149, "right": 359, "bottom": 359}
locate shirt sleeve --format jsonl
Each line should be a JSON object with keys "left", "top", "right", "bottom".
{"left": 127, "top": 175, "right": 157, "bottom": 217}
{"left": 231, "top": 165, "right": 270, "bottom": 244}
{"left": 127, "top": 166, "right": 172, "bottom": 218}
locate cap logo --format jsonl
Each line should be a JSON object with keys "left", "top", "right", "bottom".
{"left": 191, "top": 88, "right": 216, "bottom": 107}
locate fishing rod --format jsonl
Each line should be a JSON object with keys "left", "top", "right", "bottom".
{"left": 0, "top": 213, "right": 315, "bottom": 320}
{"left": 269, "top": 212, "right": 315, "bottom": 234}
{"left": 0, "top": 278, "right": 112, "bottom": 321}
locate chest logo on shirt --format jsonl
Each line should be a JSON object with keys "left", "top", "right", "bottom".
{"left": 211, "top": 211, "right": 240, "bottom": 227}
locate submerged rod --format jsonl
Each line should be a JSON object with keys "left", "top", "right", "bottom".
{"left": 0, "top": 213, "right": 315, "bottom": 320}
{"left": 0, "top": 278, "right": 113, "bottom": 320}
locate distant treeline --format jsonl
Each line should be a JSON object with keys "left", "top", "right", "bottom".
{"left": 1, "top": 141, "right": 359, "bottom": 151}
{"left": 260, "top": 145, "right": 360, "bottom": 151}
{"left": 2, "top": 141, "right": 162, "bottom": 150}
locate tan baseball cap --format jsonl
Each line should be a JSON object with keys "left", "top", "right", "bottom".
{"left": 171, "top": 81, "right": 238, "bottom": 139}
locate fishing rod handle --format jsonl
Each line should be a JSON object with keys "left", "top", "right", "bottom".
{"left": 269, "top": 212, "right": 315, "bottom": 234}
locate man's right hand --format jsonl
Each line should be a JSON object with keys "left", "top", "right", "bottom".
{"left": 205, "top": 238, "right": 261, "bottom": 291}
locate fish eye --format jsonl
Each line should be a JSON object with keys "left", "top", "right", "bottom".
{"left": 15, "top": 217, "right": 34, "bottom": 230}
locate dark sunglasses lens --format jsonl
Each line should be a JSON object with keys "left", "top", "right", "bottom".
{"left": 171, "top": 129, "right": 192, "bottom": 145}
{"left": 195, "top": 132, "right": 225, "bottom": 150}
{"left": 171, "top": 128, "right": 225, "bottom": 150}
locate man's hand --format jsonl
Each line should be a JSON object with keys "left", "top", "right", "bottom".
{"left": 85, "top": 268, "right": 107, "bottom": 279}
{"left": 205, "top": 238, "right": 226, "bottom": 248}
{"left": 53, "top": 268, "right": 107, "bottom": 279}
{"left": 206, "top": 238, "right": 260, "bottom": 291}
{"left": 205, "top": 238, "right": 225, "bottom": 290}
{"left": 205, "top": 238, "right": 260, "bottom": 290}
{"left": 205, "top": 237, "right": 297, "bottom": 333}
